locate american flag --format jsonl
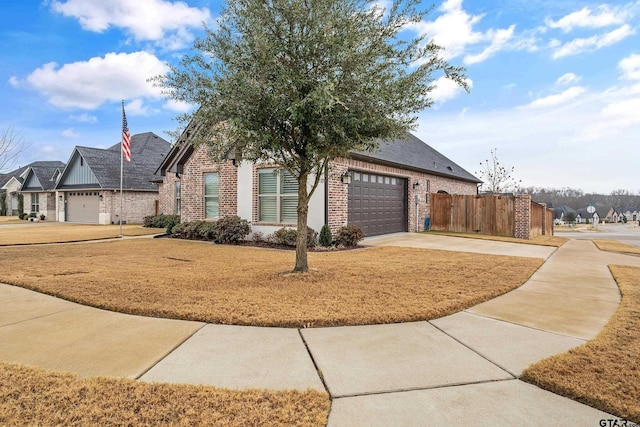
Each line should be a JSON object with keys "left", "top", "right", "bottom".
{"left": 122, "top": 102, "right": 131, "bottom": 162}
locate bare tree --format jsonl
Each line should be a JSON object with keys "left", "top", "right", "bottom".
{"left": 1, "top": 125, "right": 26, "bottom": 173}
{"left": 476, "top": 148, "right": 521, "bottom": 194}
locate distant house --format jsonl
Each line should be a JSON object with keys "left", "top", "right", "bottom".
{"left": 553, "top": 205, "right": 577, "bottom": 224}
{"left": 55, "top": 132, "right": 171, "bottom": 224}
{"left": 19, "top": 161, "right": 65, "bottom": 220}
{"left": 156, "top": 132, "right": 481, "bottom": 237}
{"left": 604, "top": 207, "right": 638, "bottom": 223}
{"left": 0, "top": 161, "right": 65, "bottom": 216}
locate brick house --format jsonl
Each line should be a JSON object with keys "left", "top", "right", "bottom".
{"left": 157, "top": 133, "right": 480, "bottom": 237}
{"left": 0, "top": 161, "right": 65, "bottom": 217}
{"left": 55, "top": 132, "right": 171, "bottom": 224}
{"left": 19, "top": 161, "right": 66, "bottom": 220}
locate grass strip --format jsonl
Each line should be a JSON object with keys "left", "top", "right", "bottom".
{"left": 0, "top": 224, "right": 164, "bottom": 245}
{"left": 522, "top": 265, "right": 640, "bottom": 423}
{"left": 0, "top": 239, "right": 542, "bottom": 327}
{"left": 0, "top": 362, "right": 329, "bottom": 427}
{"left": 424, "top": 230, "right": 567, "bottom": 247}
{"left": 592, "top": 239, "right": 640, "bottom": 256}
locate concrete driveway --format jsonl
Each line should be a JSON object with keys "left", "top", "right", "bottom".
{"left": 362, "top": 232, "right": 557, "bottom": 259}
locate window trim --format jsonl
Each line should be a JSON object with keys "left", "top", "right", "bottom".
{"left": 30, "top": 193, "right": 39, "bottom": 213}
{"left": 257, "top": 168, "right": 298, "bottom": 224}
{"left": 203, "top": 172, "right": 219, "bottom": 220}
{"left": 175, "top": 180, "right": 181, "bottom": 215}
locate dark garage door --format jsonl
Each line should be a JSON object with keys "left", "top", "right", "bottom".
{"left": 348, "top": 172, "right": 407, "bottom": 236}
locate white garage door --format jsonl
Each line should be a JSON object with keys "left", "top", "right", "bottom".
{"left": 66, "top": 192, "right": 100, "bottom": 224}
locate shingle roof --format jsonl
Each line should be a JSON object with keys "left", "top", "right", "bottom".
{"left": 1, "top": 161, "right": 65, "bottom": 188}
{"left": 71, "top": 132, "right": 170, "bottom": 190}
{"left": 21, "top": 161, "right": 66, "bottom": 191}
{"left": 351, "top": 133, "right": 480, "bottom": 183}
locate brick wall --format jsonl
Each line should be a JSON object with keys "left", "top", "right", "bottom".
{"left": 158, "top": 174, "right": 180, "bottom": 215}
{"left": 328, "top": 157, "right": 478, "bottom": 235}
{"left": 514, "top": 194, "right": 532, "bottom": 240}
{"left": 178, "top": 145, "right": 237, "bottom": 222}
{"left": 103, "top": 191, "right": 158, "bottom": 224}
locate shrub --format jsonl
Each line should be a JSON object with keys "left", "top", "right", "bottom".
{"left": 319, "top": 225, "right": 332, "bottom": 247}
{"left": 269, "top": 226, "right": 317, "bottom": 247}
{"left": 143, "top": 214, "right": 180, "bottom": 230}
{"left": 213, "top": 215, "right": 251, "bottom": 244}
{"left": 171, "top": 221, "right": 209, "bottom": 240}
{"left": 251, "top": 231, "right": 266, "bottom": 244}
{"left": 19, "top": 213, "right": 28, "bottom": 220}
{"left": 335, "top": 225, "right": 364, "bottom": 247}
{"left": 270, "top": 227, "right": 298, "bottom": 246}
{"left": 17, "top": 194, "right": 23, "bottom": 216}
{"left": 0, "top": 192, "right": 6, "bottom": 216}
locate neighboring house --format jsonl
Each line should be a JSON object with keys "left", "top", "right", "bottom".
{"left": 55, "top": 132, "right": 171, "bottom": 224}
{"left": 618, "top": 207, "right": 639, "bottom": 222}
{"left": 156, "top": 133, "right": 481, "bottom": 237}
{"left": 19, "top": 161, "right": 65, "bottom": 220}
{"left": 0, "top": 161, "right": 64, "bottom": 216}
{"left": 553, "top": 205, "right": 577, "bottom": 224}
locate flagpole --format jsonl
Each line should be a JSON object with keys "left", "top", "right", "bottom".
{"left": 120, "top": 100, "right": 124, "bottom": 238}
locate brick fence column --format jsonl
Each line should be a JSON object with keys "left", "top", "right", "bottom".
{"left": 514, "top": 195, "right": 531, "bottom": 240}
{"left": 540, "top": 202, "right": 548, "bottom": 236}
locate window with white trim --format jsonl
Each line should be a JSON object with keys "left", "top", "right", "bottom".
{"left": 258, "top": 168, "right": 298, "bottom": 223}
{"left": 175, "top": 181, "right": 181, "bottom": 215}
{"left": 30, "top": 193, "right": 39, "bottom": 213}
{"left": 204, "top": 173, "right": 219, "bottom": 219}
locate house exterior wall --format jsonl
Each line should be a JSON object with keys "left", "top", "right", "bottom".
{"left": 157, "top": 149, "right": 477, "bottom": 238}
{"left": 4, "top": 179, "right": 21, "bottom": 215}
{"left": 19, "top": 191, "right": 56, "bottom": 220}
{"left": 178, "top": 145, "right": 238, "bottom": 222}
{"left": 327, "top": 157, "right": 478, "bottom": 235}
{"left": 56, "top": 190, "right": 157, "bottom": 224}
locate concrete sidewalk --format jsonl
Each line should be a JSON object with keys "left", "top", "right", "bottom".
{"left": 2, "top": 235, "right": 639, "bottom": 425}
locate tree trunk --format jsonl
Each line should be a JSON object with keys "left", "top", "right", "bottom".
{"left": 293, "top": 172, "right": 309, "bottom": 273}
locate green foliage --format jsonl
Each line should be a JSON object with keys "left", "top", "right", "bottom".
{"left": 270, "top": 228, "right": 298, "bottom": 246}
{"left": 213, "top": 215, "right": 251, "bottom": 244}
{"left": 143, "top": 214, "right": 181, "bottom": 232}
{"left": 0, "top": 192, "right": 6, "bottom": 216}
{"left": 319, "top": 225, "right": 332, "bottom": 247}
{"left": 155, "top": 0, "right": 468, "bottom": 272}
{"left": 17, "top": 194, "right": 23, "bottom": 216}
{"left": 564, "top": 212, "right": 577, "bottom": 224}
{"left": 168, "top": 217, "right": 251, "bottom": 244}
{"left": 269, "top": 227, "right": 317, "bottom": 247}
{"left": 19, "top": 213, "right": 28, "bottom": 220}
{"left": 335, "top": 226, "right": 364, "bottom": 247}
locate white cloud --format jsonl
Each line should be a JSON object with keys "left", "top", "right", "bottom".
{"left": 545, "top": 5, "right": 629, "bottom": 33}
{"left": 21, "top": 51, "right": 169, "bottom": 109}
{"left": 555, "top": 73, "right": 581, "bottom": 86}
{"left": 125, "top": 98, "right": 155, "bottom": 116}
{"left": 61, "top": 128, "right": 80, "bottom": 138}
{"left": 8, "top": 76, "right": 20, "bottom": 88}
{"left": 69, "top": 113, "right": 97, "bottom": 123}
{"left": 619, "top": 53, "right": 640, "bottom": 80}
{"left": 464, "top": 25, "right": 515, "bottom": 65}
{"left": 551, "top": 24, "right": 635, "bottom": 59}
{"left": 50, "top": 0, "right": 211, "bottom": 49}
{"left": 430, "top": 76, "right": 473, "bottom": 105}
{"left": 524, "top": 86, "right": 586, "bottom": 109}
{"left": 163, "top": 99, "right": 193, "bottom": 113}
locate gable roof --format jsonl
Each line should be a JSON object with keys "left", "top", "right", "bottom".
{"left": 57, "top": 132, "right": 171, "bottom": 191}
{"left": 351, "top": 133, "right": 480, "bottom": 183}
{"left": 1, "top": 161, "right": 65, "bottom": 188}
{"left": 157, "top": 131, "right": 480, "bottom": 184}
{"left": 20, "top": 161, "right": 66, "bottom": 192}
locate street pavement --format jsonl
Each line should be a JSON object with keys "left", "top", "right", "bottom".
{"left": 2, "top": 232, "right": 640, "bottom": 425}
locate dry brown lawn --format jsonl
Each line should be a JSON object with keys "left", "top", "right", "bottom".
{"left": 0, "top": 223, "right": 164, "bottom": 245}
{"left": 424, "top": 230, "right": 567, "bottom": 247}
{"left": 0, "top": 362, "right": 329, "bottom": 427}
{"left": 0, "top": 239, "right": 542, "bottom": 327}
{"left": 0, "top": 216, "right": 21, "bottom": 224}
{"left": 522, "top": 265, "right": 640, "bottom": 423}
{"left": 592, "top": 239, "right": 640, "bottom": 256}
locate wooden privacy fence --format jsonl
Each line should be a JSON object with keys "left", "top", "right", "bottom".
{"left": 430, "top": 194, "right": 553, "bottom": 239}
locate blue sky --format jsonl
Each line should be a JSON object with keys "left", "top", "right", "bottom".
{"left": 2, "top": 0, "right": 639, "bottom": 194}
